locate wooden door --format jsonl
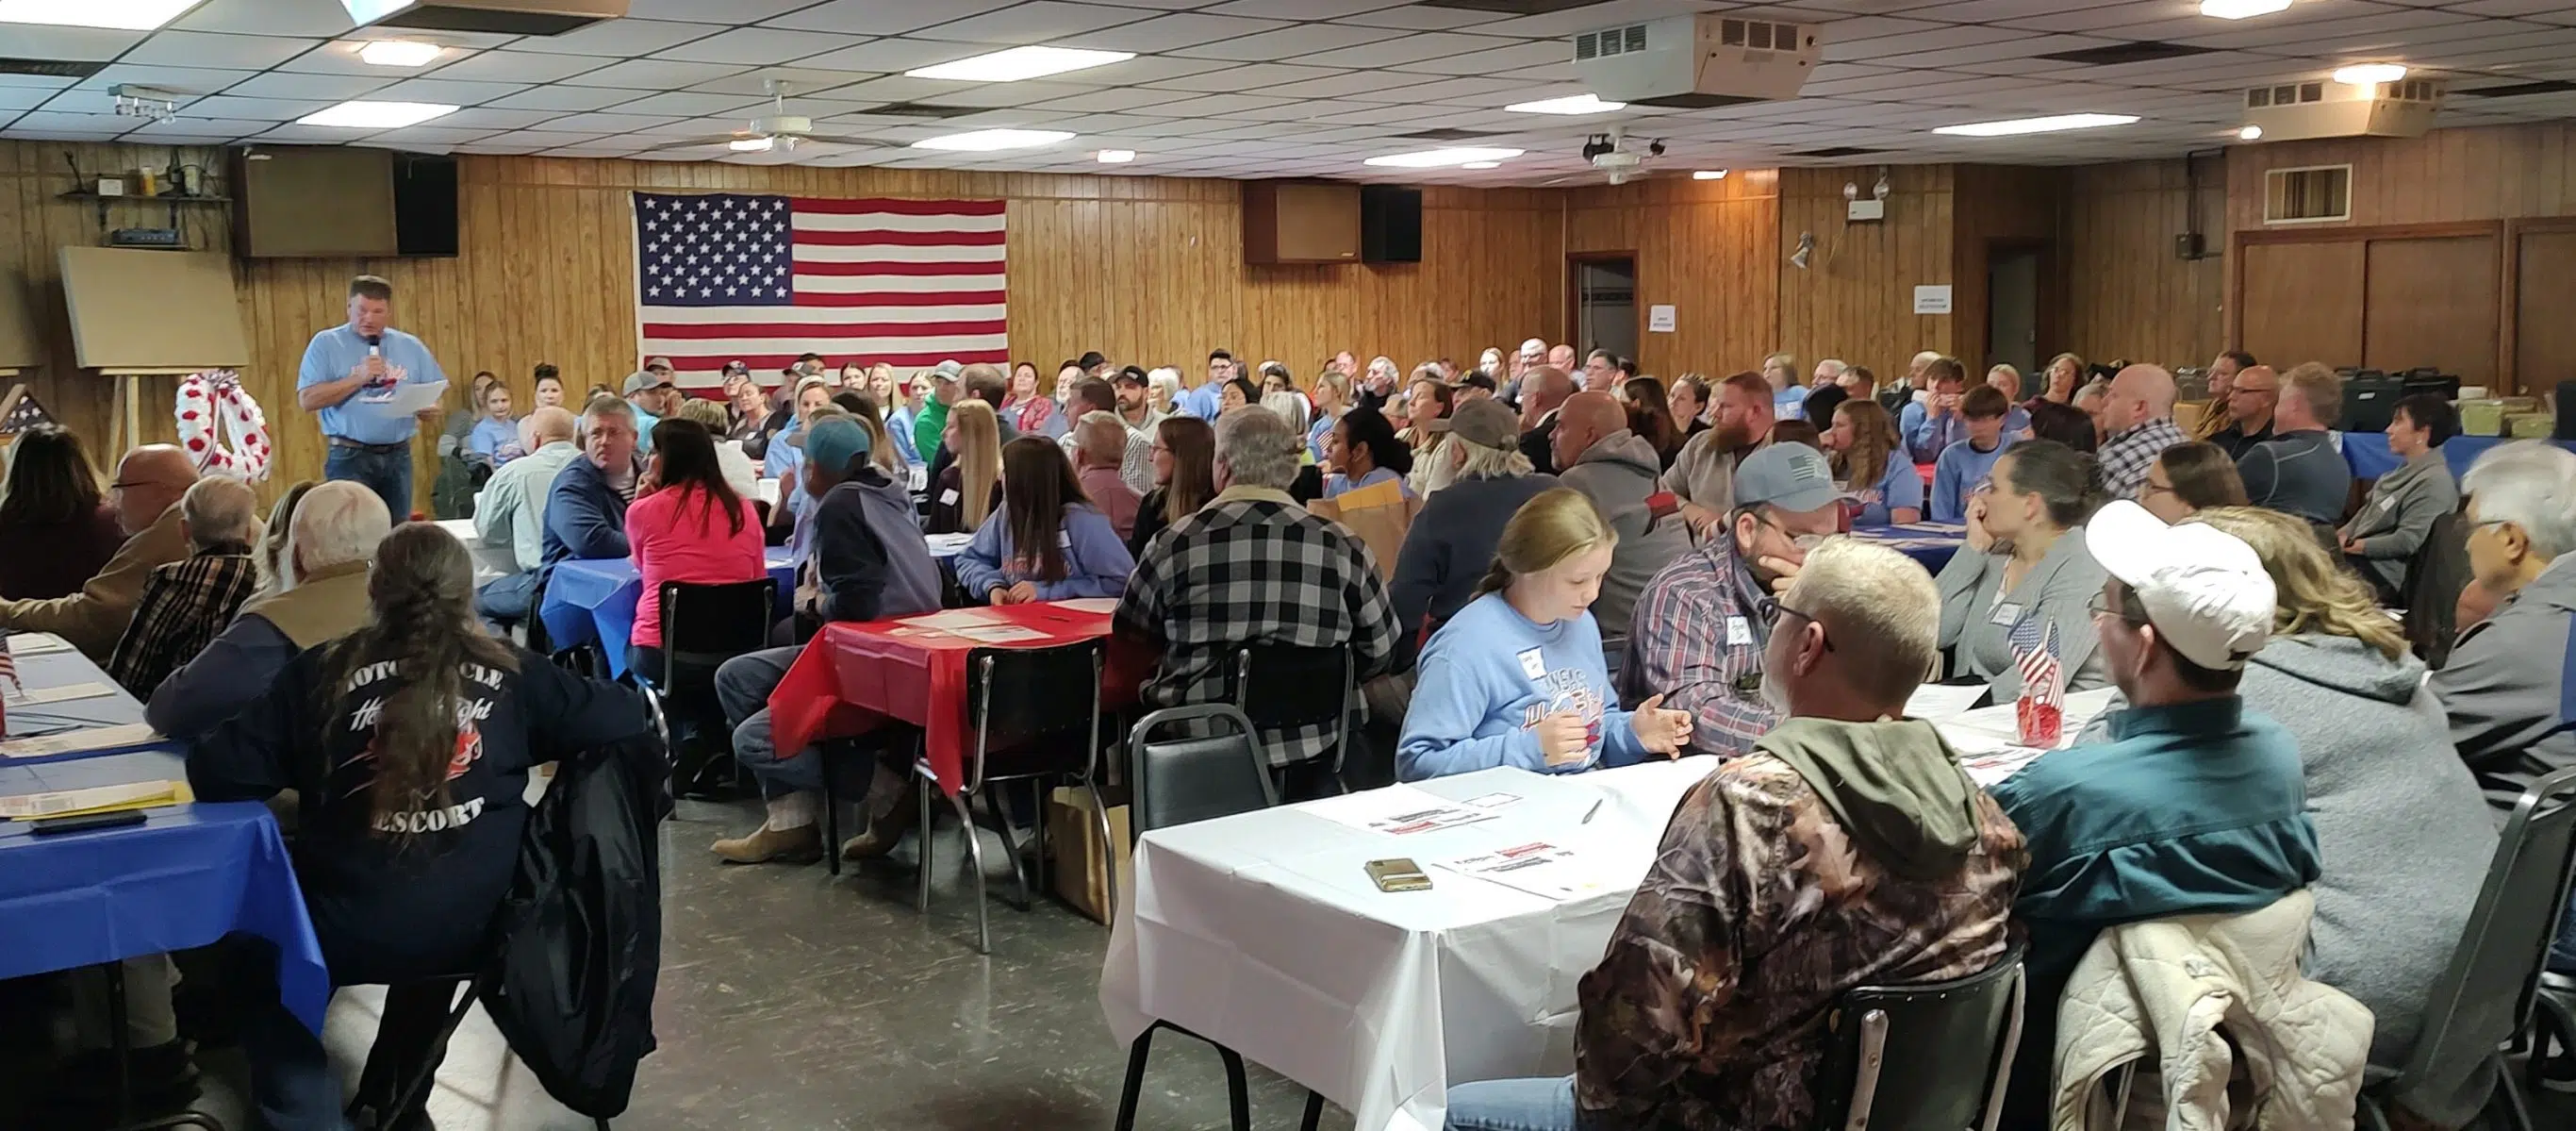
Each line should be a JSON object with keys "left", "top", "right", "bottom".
{"left": 2240, "top": 241, "right": 2365, "bottom": 371}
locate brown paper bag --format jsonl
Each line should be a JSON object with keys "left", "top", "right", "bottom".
{"left": 1308, "top": 477, "right": 1419, "bottom": 580}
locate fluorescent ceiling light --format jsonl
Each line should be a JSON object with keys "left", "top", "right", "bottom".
{"left": 905, "top": 45, "right": 1134, "bottom": 83}
{"left": 1460, "top": 161, "right": 1500, "bottom": 169}
{"left": 1933, "top": 112, "right": 2138, "bottom": 137}
{"left": 2199, "top": 0, "right": 2291, "bottom": 18}
{"left": 357, "top": 40, "right": 442, "bottom": 67}
{"left": 0, "top": 0, "right": 206, "bottom": 30}
{"left": 729, "top": 136, "right": 774, "bottom": 153}
{"left": 1363, "top": 146, "right": 1524, "bottom": 169}
{"left": 1096, "top": 149, "right": 1134, "bottom": 163}
{"left": 296, "top": 100, "right": 457, "bottom": 128}
{"left": 2237, "top": 125, "right": 2263, "bottom": 141}
{"left": 1505, "top": 93, "right": 1626, "bottom": 115}
{"left": 911, "top": 128, "right": 1073, "bottom": 152}
{"left": 1693, "top": 169, "right": 1728, "bottom": 180}
{"left": 2333, "top": 63, "right": 2406, "bottom": 85}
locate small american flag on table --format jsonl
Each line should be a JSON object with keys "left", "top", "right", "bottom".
{"left": 633, "top": 191, "right": 1008, "bottom": 392}
{"left": 2008, "top": 613, "right": 2065, "bottom": 747}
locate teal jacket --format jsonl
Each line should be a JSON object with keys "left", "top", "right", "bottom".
{"left": 1990, "top": 696, "right": 2321, "bottom": 1125}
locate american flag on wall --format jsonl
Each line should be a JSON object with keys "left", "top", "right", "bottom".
{"left": 632, "top": 191, "right": 1007, "bottom": 391}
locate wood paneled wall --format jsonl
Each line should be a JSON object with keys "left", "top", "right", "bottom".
{"left": 1560, "top": 170, "right": 1781, "bottom": 381}
{"left": 1774, "top": 165, "right": 1957, "bottom": 377}
{"left": 2060, "top": 158, "right": 2228, "bottom": 370}
{"left": 0, "top": 141, "right": 1560, "bottom": 507}
{"left": 1949, "top": 165, "right": 2065, "bottom": 376}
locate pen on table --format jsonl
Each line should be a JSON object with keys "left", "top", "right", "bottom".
{"left": 1581, "top": 799, "right": 1602, "bottom": 824}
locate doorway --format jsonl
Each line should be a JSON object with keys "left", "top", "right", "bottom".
{"left": 1988, "top": 246, "right": 2039, "bottom": 391}
{"left": 1569, "top": 254, "right": 1638, "bottom": 369}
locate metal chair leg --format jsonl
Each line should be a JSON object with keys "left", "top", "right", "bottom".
{"left": 974, "top": 784, "right": 1034, "bottom": 914}
{"left": 1300, "top": 1089, "right": 1326, "bottom": 1131}
{"left": 1216, "top": 1045, "right": 1253, "bottom": 1131}
{"left": 821, "top": 750, "right": 841, "bottom": 878}
{"left": 1085, "top": 777, "right": 1116, "bottom": 918}
{"left": 1113, "top": 1024, "right": 1158, "bottom": 1131}
{"left": 949, "top": 786, "right": 990, "bottom": 954}
{"left": 915, "top": 769, "right": 934, "bottom": 915}
{"left": 2495, "top": 1056, "right": 2538, "bottom": 1131}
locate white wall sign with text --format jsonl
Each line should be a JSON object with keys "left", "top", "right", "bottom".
{"left": 1647, "top": 304, "right": 1676, "bottom": 333}
{"left": 1911, "top": 285, "right": 1954, "bottom": 315}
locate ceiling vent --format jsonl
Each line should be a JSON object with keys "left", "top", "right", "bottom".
{"left": 2039, "top": 41, "right": 2216, "bottom": 66}
{"left": 1395, "top": 128, "right": 1499, "bottom": 141}
{"left": 1793, "top": 145, "right": 1884, "bottom": 158}
{"left": 0, "top": 57, "right": 106, "bottom": 79}
{"left": 339, "top": 0, "right": 628, "bottom": 36}
{"left": 866, "top": 102, "right": 980, "bottom": 119}
{"left": 2458, "top": 79, "right": 2576, "bottom": 99}
{"left": 1422, "top": 0, "right": 1612, "bottom": 13}
{"left": 2243, "top": 78, "right": 2440, "bottom": 141}
{"left": 1572, "top": 13, "right": 1819, "bottom": 109}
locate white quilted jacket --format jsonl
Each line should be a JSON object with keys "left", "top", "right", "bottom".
{"left": 2052, "top": 890, "right": 2375, "bottom": 1131}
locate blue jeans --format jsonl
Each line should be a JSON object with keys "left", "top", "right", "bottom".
{"left": 717, "top": 645, "right": 820, "bottom": 799}
{"left": 476, "top": 571, "right": 537, "bottom": 623}
{"left": 325, "top": 443, "right": 414, "bottom": 523}
{"left": 1445, "top": 1076, "right": 1577, "bottom": 1131}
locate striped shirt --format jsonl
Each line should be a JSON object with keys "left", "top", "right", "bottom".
{"left": 1619, "top": 535, "right": 1779, "bottom": 757}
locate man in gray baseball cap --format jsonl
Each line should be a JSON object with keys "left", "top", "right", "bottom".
{"left": 1621, "top": 442, "right": 1851, "bottom": 757}
{"left": 1393, "top": 397, "right": 1561, "bottom": 654}
{"left": 620, "top": 369, "right": 675, "bottom": 453}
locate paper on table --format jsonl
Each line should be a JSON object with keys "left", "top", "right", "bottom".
{"left": 4, "top": 633, "right": 74, "bottom": 657}
{"left": 946, "top": 624, "right": 1052, "bottom": 644}
{"left": 903, "top": 608, "right": 1003, "bottom": 630}
{"left": 0, "top": 722, "right": 160, "bottom": 759}
{"left": 1436, "top": 840, "right": 1627, "bottom": 902}
{"left": 1959, "top": 745, "right": 2050, "bottom": 788}
{"left": 4, "top": 681, "right": 115, "bottom": 707}
{"left": 0, "top": 778, "right": 190, "bottom": 821}
{"left": 382, "top": 379, "right": 448, "bottom": 415}
{"left": 1053, "top": 597, "right": 1121, "bottom": 614}
{"left": 1904, "top": 683, "right": 1989, "bottom": 722}
{"left": 1303, "top": 783, "right": 1499, "bottom": 837}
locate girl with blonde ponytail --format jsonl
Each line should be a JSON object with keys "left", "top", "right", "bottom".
{"left": 188, "top": 524, "right": 652, "bottom": 1128}
{"left": 1396, "top": 489, "right": 1693, "bottom": 781}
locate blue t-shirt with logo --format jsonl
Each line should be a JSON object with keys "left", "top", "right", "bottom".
{"left": 297, "top": 324, "right": 448, "bottom": 445}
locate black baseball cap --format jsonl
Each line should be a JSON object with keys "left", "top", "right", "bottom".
{"left": 722, "top": 359, "right": 750, "bottom": 375}
{"left": 1114, "top": 365, "right": 1148, "bottom": 387}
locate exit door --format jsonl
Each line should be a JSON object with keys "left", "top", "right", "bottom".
{"left": 1571, "top": 255, "right": 1638, "bottom": 368}
{"left": 1989, "top": 247, "right": 2039, "bottom": 389}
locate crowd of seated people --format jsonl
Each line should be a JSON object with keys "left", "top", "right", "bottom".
{"left": 8, "top": 331, "right": 2570, "bottom": 1131}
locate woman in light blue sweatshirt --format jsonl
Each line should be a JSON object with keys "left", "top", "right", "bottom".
{"left": 1397, "top": 488, "right": 1693, "bottom": 781}
{"left": 1929, "top": 383, "right": 2018, "bottom": 523}
{"left": 954, "top": 437, "right": 1135, "bottom": 604}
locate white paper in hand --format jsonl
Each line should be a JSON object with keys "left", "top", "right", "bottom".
{"left": 384, "top": 379, "right": 448, "bottom": 415}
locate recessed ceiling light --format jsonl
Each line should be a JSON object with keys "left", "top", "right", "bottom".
{"left": 1363, "top": 146, "right": 1524, "bottom": 169}
{"left": 1096, "top": 149, "right": 1134, "bottom": 163}
{"left": 2199, "top": 0, "right": 2291, "bottom": 18}
{"left": 905, "top": 45, "right": 1135, "bottom": 83}
{"left": 2333, "top": 63, "right": 2407, "bottom": 85}
{"left": 357, "top": 40, "right": 443, "bottom": 68}
{"left": 1693, "top": 169, "right": 1728, "bottom": 180}
{"left": 729, "top": 136, "right": 774, "bottom": 153}
{"left": 1461, "top": 161, "right": 1500, "bottom": 169}
{"left": 1505, "top": 93, "right": 1626, "bottom": 115}
{"left": 1932, "top": 112, "right": 2139, "bottom": 137}
{"left": 295, "top": 100, "right": 458, "bottom": 129}
{"left": 910, "top": 128, "right": 1074, "bottom": 152}
{"left": 2237, "top": 125, "right": 2263, "bottom": 141}
{"left": 0, "top": 0, "right": 204, "bottom": 30}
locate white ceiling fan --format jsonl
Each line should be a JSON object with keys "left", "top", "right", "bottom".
{"left": 1537, "top": 125, "right": 1668, "bottom": 186}
{"left": 640, "top": 79, "right": 897, "bottom": 157}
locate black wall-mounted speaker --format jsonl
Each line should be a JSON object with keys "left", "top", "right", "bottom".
{"left": 1360, "top": 184, "right": 1421, "bottom": 264}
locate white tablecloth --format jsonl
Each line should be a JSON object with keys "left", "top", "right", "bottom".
{"left": 431, "top": 519, "right": 515, "bottom": 585}
{"left": 1098, "top": 691, "right": 2123, "bottom": 1131}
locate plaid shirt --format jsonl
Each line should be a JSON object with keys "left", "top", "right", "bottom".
{"left": 2095, "top": 416, "right": 2189, "bottom": 502}
{"left": 1114, "top": 487, "right": 1398, "bottom": 768}
{"left": 1620, "top": 535, "right": 1778, "bottom": 757}
{"left": 107, "top": 543, "right": 257, "bottom": 699}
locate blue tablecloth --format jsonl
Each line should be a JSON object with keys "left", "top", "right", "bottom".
{"left": 539, "top": 549, "right": 797, "bottom": 677}
{"left": 0, "top": 751, "right": 330, "bottom": 1035}
{"left": 5, "top": 640, "right": 167, "bottom": 765}
{"left": 2342, "top": 434, "right": 2576, "bottom": 480}
{"left": 1848, "top": 521, "right": 1965, "bottom": 573}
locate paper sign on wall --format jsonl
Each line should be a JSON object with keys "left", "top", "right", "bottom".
{"left": 1647, "top": 304, "right": 1676, "bottom": 333}
{"left": 1912, "top": 285, "right": 1954, "bottom": 315}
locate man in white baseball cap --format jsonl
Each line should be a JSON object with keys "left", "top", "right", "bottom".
{"left": 1985, "top": 499, "right": 2322, "bottom": 1125}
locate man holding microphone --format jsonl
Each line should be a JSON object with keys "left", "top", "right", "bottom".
{"left": 297, "top": 274, "right": 446, "bottom": 520}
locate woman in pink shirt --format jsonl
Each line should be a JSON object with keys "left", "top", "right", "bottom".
{"left": 624, "top": 418, "right": 767, "bottom": 681}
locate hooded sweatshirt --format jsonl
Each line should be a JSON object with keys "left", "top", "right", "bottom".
{"left": 811, "top": 467, "right": 941, "bottom": 624}
{"left": 1754, "top": 716, "right": 1983, "bottom": 879}
{"left": 1558, "top": 429, "right": 1691, "bottom": 634}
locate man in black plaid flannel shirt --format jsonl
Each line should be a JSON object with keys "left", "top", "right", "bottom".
{"left": 107, "top": 476, "right": 262, "bottom": 700}
{"left": 1115, "top": 405, "right": 1399, "bottom": 798}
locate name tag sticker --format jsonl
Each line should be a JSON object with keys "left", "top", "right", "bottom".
{"left": 939, "top": 489, "right": 960, "bottom": 505}
{"left": 1725, "top": 615, "right": 1750, "bottom": 645}
{"left": 1058, "top": 531, "right": 1074, "bottom": 549}
{"left": 1516, "top": 648, "right": 1547, "bottom": 680}
{"left": 1990, "top": 603, "right": 2024, "bottom": 626}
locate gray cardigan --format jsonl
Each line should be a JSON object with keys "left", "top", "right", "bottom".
{"left": 2339, "top": 449, "right": 2458, "bottom": 593}
{"left": 1935, "top": 526, "right": 2108, "bottom": 699}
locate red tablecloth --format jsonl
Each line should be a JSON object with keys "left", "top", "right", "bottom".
{"left": 767, "top": 602, "right": 1132, "bottom": 796}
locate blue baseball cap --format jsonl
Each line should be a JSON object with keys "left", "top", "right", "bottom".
{"left": 792, "top": 416, "right": 870, "bottom": 474}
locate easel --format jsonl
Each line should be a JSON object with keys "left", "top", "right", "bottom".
{"left": 102, "top": 368, "right": 202, "bottom": 453}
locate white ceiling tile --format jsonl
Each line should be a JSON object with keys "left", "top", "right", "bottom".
{"left": 173, "top": 0, "right": 356, "bottom": 37}
{"left": 1171, "top": 24, "right": 1405, "bottom": 61}
{"left": 782, "top": 38, "right": 988, "bottom": 73}
{"left": 369, "top": 77, "right": 532, "bottom": 106}
{"left": 169, "top": 93, "right": 335, "bottom": 122}
{"left": 1388, "top": 39, "right": 1568, "bottom": 75}
{"left": 1068, "top": 12, "right": 1289, "bottom": 52}
{"left": 614, "top": 91, "right": 769, "bottom": 117}
{"left": 126, "top": 30, "right": 322, "bottom": 69}
{"left": 74, "top": 64, "right": 259, "bottom": 96}
{"left": 422, "top": 50, "right": 613, "bottom": 84}
{"left": 1, "top": 110, "right": 127, "bottom": 134}
{"left": 1056, "top": 55, "right": 1239, "bottom": 86}
{"left": 1332, "top": 4, "right": 1514, "bottom": 30}
{"left": 116, "top": 116, "right": 272, "bottom": 140}
{"left": 558, "top": 59, "right": 752, "bottom": 89}
{"left": 2, "top": 25, "right": 141, "bottom": 61}
{"left": 814, "top": 75, "right": 966, "bottom": 105}
{"left": 1467, "top": 0, "right": 1726, "bottom": 38}
{"left": 911, "top": 2, "right": 1164, "bottom": 46}
{"left": 214, "top": 71, "right": 393, "bottom": 101}
{"left": 624, "top": 0, "right": 817, "bottom": 22}
{"left": 909, "top": 80, "right": 1104, "bottom": 108}
{"left": 1287, "top": 31, "right": 1526, "bottom": 70}
{"left": 685, "top": 68, "right": 885, "bottom": 96}
{"left": 761, "top": 0, "right": 1023, "bottom": 36}
{"left": 1203, "top": 0, "right": 1410, "bottom": 16}
{"left": 0, "top": 87, "right": 56, "bottom": 111}
{"left": 511, "top": 18, "right": 722, "bottom": 57}
{"left": 1347, "top": 74, "right": 1531, "bottom": 105}
{"left": 1125, "top": 91, "right": 1305, "bottom": 118}
{"left": 486, "top": 85, "right": 656, "bottom": 111}
{"left": 1144, "top": 62, "right": 1350, "bottom": 92}
{"left": 1025, "top": 87, "right": 1200, "bottom": 113}
{"left": 533, "top": 110, "right": 685, "bottom": 133}
{"left": 360, "top": 125, "right": 498, "bottom": 146}
{"left": 649, "top": 27, "right": 875, "bottom": 65}
{"left": 438, "top": 107, "right": 573, "bottom": 129}
{"left": 247, "top": 122, "right": 388, "bottom": 142}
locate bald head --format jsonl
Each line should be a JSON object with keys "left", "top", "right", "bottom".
{"left": 2101, "top": 363, "right": 2177, "bottom": 436}
{"left": 112, "top": 445, "right": 198, "bottom": 535}
{"left": 522, "top": 405, "right": 577, "bottom": 449}
{"left": 1552, "top": 391, "right": 1626, "bottom": 470}
{"left": 1520, "top": 365, "right": 1577, "bottom": 427}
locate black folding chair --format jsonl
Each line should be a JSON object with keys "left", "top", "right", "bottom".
{"left": 1812, "top": 946, "right": 2025, "bottom": 1131}
{"left": 1112, "top": 705, "right": 1313, "bottom": 1131}
{"left": 1229, "top": 643, "right": 1356, "bottom": 800}
{"left": 914, "top": 640, "right": 1105, "bottom": 955}
{"left": 2359, "top": 767, "right": 2576, "bottom": 1131}
{"left": 650, "top": 579, "right": 776, "bottom": 796}
{"left": 1599, "top": 634, "right": 1630, "bottom": 703}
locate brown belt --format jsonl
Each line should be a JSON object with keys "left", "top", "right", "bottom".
{"left": 328, "top": 438, "right": 409, "bottom": 453}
